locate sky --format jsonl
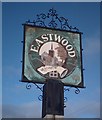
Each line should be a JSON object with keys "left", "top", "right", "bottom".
{"left": 1, "top": 2, "right": 100, "bottom": 119}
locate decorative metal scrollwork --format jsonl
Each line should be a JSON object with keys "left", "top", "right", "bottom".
{"left": 64, "top": 86, "right": 72, "bottom": 92}
{"left": 75, "top": 87, "right": 80, "bottom": 94}
{"left": 26, "top": 83, "right": 43, "bottom": 91}
{"left": 26, "top": 83, "right": 43, "bottom": 101}
{"left": 34, "top": 83, "right": 43, "bottom": 92}
{"left": 25, "top": 8, "right": 79, "bottom": 32}
{"left": 64, "top": 86, "right": 80, "bottom": 94}
{"left": 64, "top": 97, "right": 68, "bottom": 102}
{"left": 26, "top": 83, "right": 32, "bottom": 89}
{"left": 38, "top": 95, "right": 43, "bottom": 101}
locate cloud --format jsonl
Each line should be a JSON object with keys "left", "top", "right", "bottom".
{"left": 64, "top": 99, "right": 100, "bottom": 118}
{"left": 2, "top": 101, "right": 42, "bottom": 118}
{"left": 2, "top": 97, "right": 100, "bottom": 118}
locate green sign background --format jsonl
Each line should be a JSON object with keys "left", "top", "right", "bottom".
{"left": 22, "top": 25, "right": 84, "bottom": 87}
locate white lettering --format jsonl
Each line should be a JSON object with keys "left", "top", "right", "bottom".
{"left": 36, "top": 39, "right": 44, "bottom": 46}
{"left": 68, "top": 51, "right": 75, "bottom": 57}
{"left": 66, "top": 45, "right": 73, "bottom": 51}
{"left": 61, "top": 39, "right": 69, "bottom": 46}
{"left": 41, "top": 34, "right": 48, "bottom": 42}
{"left": 30, "top": 34, "right": 76, "bottom": 57}
{"left": 30, "top": 45, "right": 38, "bottom": 52}
{"left": 47, "top": 34, "right": 53, "bottom": 41}
{"left": 54, "top": 34, "right": 63, "bottom": 43}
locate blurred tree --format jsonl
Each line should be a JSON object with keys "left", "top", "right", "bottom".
{"left": 55, "top": 44, "right": 67, "bottom": 65}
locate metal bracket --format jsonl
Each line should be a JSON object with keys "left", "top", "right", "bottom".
{"left": 26, "top": 82, "right": 43, "bottom": 101}
{"left": 25, "top": 8, "right": 79, "bottom": 32}
{"left": 64, "top": 86, "right": 80, "bottom": 108}
{"left": 26, "top": 82, "right": 43, "bottom": 91}
{"left": 64, "top": 86, "right": 80, "bottom": 94}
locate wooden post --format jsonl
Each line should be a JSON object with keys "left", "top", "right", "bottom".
{"left": 42, "top": 79, "right": 64, "bottom": 119}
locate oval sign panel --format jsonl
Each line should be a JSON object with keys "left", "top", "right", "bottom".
{"left": 22, "top": 25, "right": 84, "bottom": 87}
{"left": 29, "top": 34, "right": 78, "bottom": 79}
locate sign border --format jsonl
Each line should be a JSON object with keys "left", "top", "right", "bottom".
{"left": 21, "top": 24, "right": 85, "bottom": 88}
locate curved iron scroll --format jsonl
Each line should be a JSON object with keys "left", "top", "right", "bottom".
{"left": 38, "top": 95, "right": 43, "bottom": 101}
{"left": 26, "top": 83, "right": 43, "bottom": 91}
{"left": 64, "top": 86, "right": 80, "bottom": 94}
{"left": 26, "top": 8, "right": 79, "bottom": 32}
{"left": 34, "top": 83, "right": 43, "bottom": 92}
{"left": 26, "top": 83, "right": 32, "bottom": 89}
{"left": 64, "top": 86, "right": 80, "bottom": 108}
{"left": 26, "top": 83, "right": 43, "bottom": 101}
{"left": 64, "top": 97, "right": 68, "bottom": 102}
{"left": 64, "top": 86, "right": 72, "bottom": 92}
{"left": 75, "top": 87, "right": 80, "bottom": 94}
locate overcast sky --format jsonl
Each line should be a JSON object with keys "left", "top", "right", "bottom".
{"left": 2, "top": 2, "right": 100, "bottom": 119}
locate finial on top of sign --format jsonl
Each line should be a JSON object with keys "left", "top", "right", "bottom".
{"left": 25, "top": 8, "right": 80, "bottom": 32}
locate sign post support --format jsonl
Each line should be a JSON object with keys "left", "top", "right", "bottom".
{"left": 21, "top": 8, "right": 85, "bottom": 119}
{"left": 42, "top": 79, "right": 64, "bottom": 119}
